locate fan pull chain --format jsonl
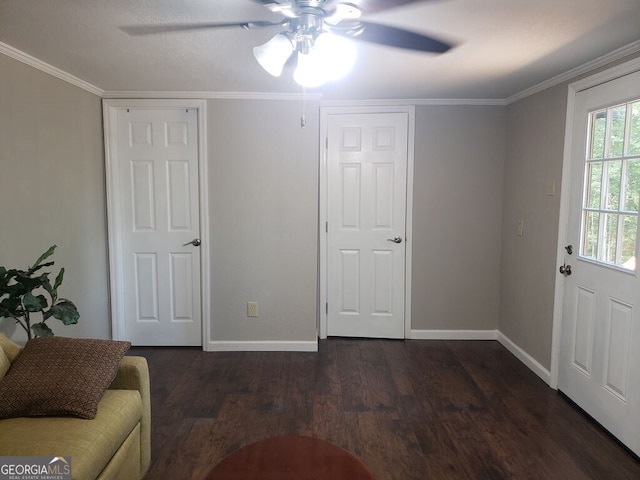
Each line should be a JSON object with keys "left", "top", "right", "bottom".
{"left": 300, "top": 87, "right": 307, "bottom": 128}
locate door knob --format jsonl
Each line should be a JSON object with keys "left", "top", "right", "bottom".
{"left": 387, "top": 236, "right": 403, "bottom": 244}
{"left": 559, "top": 264, "right": 572, "bottom": 276}
{"left": 183, "top": 238, "right": 201, "bottom": 247}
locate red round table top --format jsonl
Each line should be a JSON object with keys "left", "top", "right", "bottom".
{"left": 205, "top": 435, "right": 374, "bottom": 480}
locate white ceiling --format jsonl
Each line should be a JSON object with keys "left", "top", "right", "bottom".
{"left": 1, "top": 0, "right": 639, "bottom": 100}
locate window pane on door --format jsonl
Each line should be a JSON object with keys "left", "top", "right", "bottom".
{"left": 630, "top": 102, "right": 640, "bottom": 156}
{"left": 582, "top": 211, "right": 600, "bottom": 260}
{"left": 590, "top": 110, "right": 606, "bottom": 159}
{"left": 605, "top": 160, "right": 622, "bottom": 210}
{"left": 580, "top": 98, "right": 640, "bottom": 271}
{"left": 608, "top": 105, "right": 626, "bottom": 158}
{"left": 624, "top": 159, "right": 640, "bottom": 212}
{"left": 622, "top": 215, "right": 637, "bottom": 267}
{"left": 586, "top": 161, "right": 603, "bottom": 209}
{"left": 603, "top": 213, "right": 619, "bottom": 263}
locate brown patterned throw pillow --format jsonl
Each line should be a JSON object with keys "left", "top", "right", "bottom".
{"left": 0, "top": 337, "right": 130, "bottom": 419}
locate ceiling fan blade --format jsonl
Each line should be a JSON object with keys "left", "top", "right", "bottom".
{"left": 250, "top": 0, "right": 288, "bottom": 6}
{"left": 349, "top": 0, "right": 432, "bottom": 14}
{"left": 120, "top": 20, "right": 286, "bottom": 36}
{"left": 340, "top": 20, "right": 452, "bottom": 53}
{"left": 250, "top": 1, "right": 297, "bottom": 17}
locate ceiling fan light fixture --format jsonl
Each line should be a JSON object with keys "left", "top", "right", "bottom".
{"left": 293, "top": 51, "right": 326, "bottom": 88}
{"left": 293, "top": 32, "right": 355, "bottom": 87}
{"left": 253, "top": 33, "right": 295, "bottom": 77}
{"left": 313, "top": 32, "right": 356, "bottom": 81}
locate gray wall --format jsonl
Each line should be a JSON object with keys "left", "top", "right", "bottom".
{"left": 0, "top": 54, "right": 109, "bottom": 341}
{"left": 207, "top": 99, "right": 320, "bottom": 343}
{"left": 412, "top": 105, "right": 506, "bottom": 331}
{"left": 500, "top": 86, "right": 566, "bottom": 368}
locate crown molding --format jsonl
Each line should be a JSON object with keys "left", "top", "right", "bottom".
{"left": 0, "top": 42, "right": 104, "bottom": 97}
{"left": 320, "top": 98, "right": 507, "bottom": 107}
{"left": 4, "top": 38, "right": 639, "bottom": 107}
{"left": 505, "top": 39, "right": 640, "bottom": 105}
{"left": 102, "top": 90, "right": 323, "bottom": 101}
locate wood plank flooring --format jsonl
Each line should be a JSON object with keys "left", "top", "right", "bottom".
{"left": 130, "top": 339, "right": 640, "bottom": 480}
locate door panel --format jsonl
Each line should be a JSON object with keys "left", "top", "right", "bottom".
{"left": 571, "top": 286, "right": 595, "bottom": 374}
{"left": 115, "top": 107, "right": 202, "bottom": 346}
{"left": 167, "top": 160, "right": 192, "bottom": 230}
{"left": 559, "top": 70, "right": 640, "bottom": 456}
{"left": 134, "top": 253, "right": 158, "bottom": 320}
{"left": 327, "top": 112, "right": 408, "bottom": 338}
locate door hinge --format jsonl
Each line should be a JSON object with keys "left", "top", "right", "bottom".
{"left": 325, "top": 137, "right": 328, "bottom": 149}
{"left": 326, "top": 302, "right": 328, "bottom": 314}
{"left": 325, "top": 221, "right": 328, "bottom": 233}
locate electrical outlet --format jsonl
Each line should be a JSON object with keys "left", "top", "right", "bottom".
{"left": 247, "top": 301, "right": 258, "bottom": 317}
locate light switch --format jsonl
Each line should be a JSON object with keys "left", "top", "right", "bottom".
{"left": 545, "top": 178, "right": 556, "bottom": 196}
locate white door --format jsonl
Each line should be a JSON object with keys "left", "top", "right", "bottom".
{"left": 326, "top": 112, "right": 410, "bottom": 338}
{"left": 108, "top": 106, "right": 202, "bottom": 346}
{"left": 559, "top": 70, "right": 640, "bottom": 455}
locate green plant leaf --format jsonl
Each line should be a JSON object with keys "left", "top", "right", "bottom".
{"left": 28, "top": 245, "right": 57, "bottom": 274}
{"left": 1, "top": 246, "right": 79, "bottom": 337}
{"left": 0, "top": 297, "right": 22, "bottom": 316}
{"left": 51, "top": 299, "right": 79, "bottom": 325}
{"left": 31, "top": 322, "right": 54, "bottom": 338}
{"left": 53, "top": 268, "right": 64, "bottom": 293}
{"left": 4, "top": 283, "right": 27, "bottom": 299}
{"left": 27, "top": 262, "right": 55, "bottom": 276}
{"left": 42, "top": 278, "right": 54, "bottom": 297}
{"left": 53, "top": 268, "right": 64, "bottom": 290}
{"left": 15, "top": 272, "right": 49, "bottom": 292}
{"left": 23, "top": 292, "right": 48, "bottom": 312}
{"left": 1, "top": 269, "right": 20, "bottom": 291}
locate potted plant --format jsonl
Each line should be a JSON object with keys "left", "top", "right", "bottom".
{"left": 0, "top": 245, "right": 80, "bottom": 339}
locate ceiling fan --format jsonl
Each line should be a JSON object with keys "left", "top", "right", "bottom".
{"left": 122, "top": 0, "right": 454, "bottom": 87}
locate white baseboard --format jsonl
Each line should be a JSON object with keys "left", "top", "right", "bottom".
{"left": 409, "top": 329, "right": 552, "bottom": 386}
{"left": 496, "top": 331, "right": 552, "bottom": 386}
{"left": 203, "top": 332, "right": 550, "bottom": 388}
{"left": 205, "top": 340, "right": 318, "bottom": 352}
{"left": 409, "top": 329, "right": 498, "bottom": 340}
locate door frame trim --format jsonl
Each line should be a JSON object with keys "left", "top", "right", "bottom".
{"left": 318, "top": 105, "right": 415, "bottom": 339}
{"left": 102, "top": 98, "right": 210, "bottom": 348}
{"left": 551, "top": 56, "right": 640, "bottom": 388}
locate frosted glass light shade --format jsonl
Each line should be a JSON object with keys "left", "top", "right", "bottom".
{"left": 314, "top": 33, "right": 356, "bottom": 82}
{"left": 293, "top": 51, "right": 325, "bottom": 88}
{"left": 293, "top": 33, "right": 356, "bottom": 87}
{"left": 253, "top": 33, "right": 295, "bottom": 77}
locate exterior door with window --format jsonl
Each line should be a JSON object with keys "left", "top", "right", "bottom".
{"left": 559, "top": 70, "right": 640, "bottom": 456}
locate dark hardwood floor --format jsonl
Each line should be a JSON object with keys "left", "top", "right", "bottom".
{"left": 130, "top": 339, "right": 640, "bottom": 480}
